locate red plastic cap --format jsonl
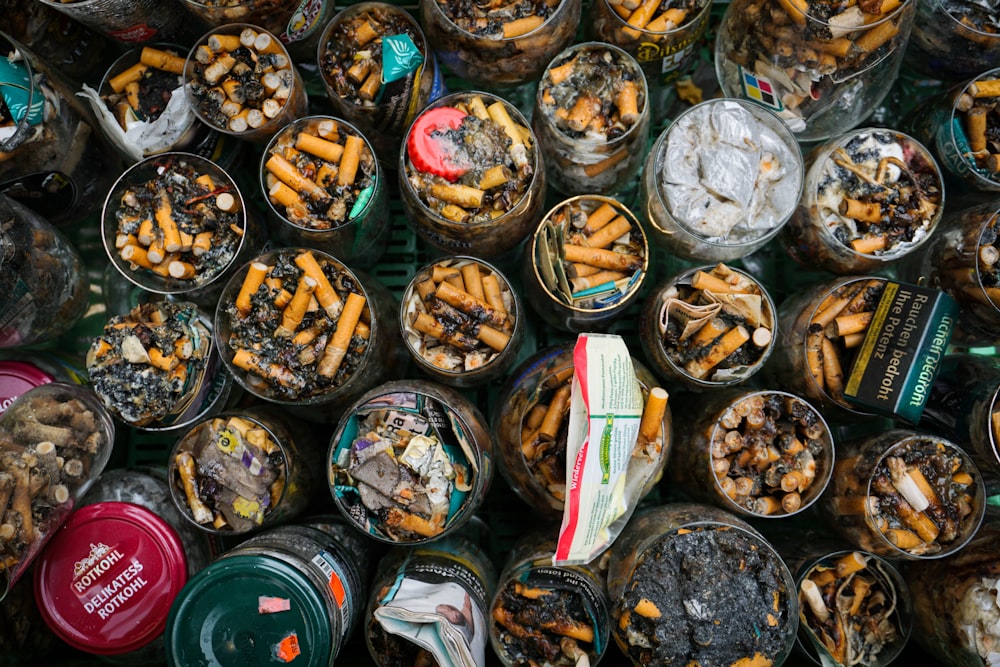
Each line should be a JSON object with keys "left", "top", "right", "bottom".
{"left": 0, "top": 361, "right": 54, "bottom": 415}
{"left": 407, "top": 106, "right": 470, "bottom": 182}
{"left": 33, "top": 502, "right": 189, "bottom": 656}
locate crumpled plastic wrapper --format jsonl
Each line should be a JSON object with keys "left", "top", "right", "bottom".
{"left": 78, "top": 83, "right": 197, "bottom": 163}
{"left": 661, "top": 100, "right": 800, "bottom": 243}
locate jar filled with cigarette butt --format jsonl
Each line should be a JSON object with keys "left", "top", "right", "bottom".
{"left": 32, "top": 468, "right": 215, "bottom": 661}
{"left": 907, "top": 0, "right": 1000, "bottom": 82}
{"left": 770, "top": 275, "right": 887, "bottom": 416}
{"left": 178, "top": 0, "right": 335, "bottom": 60}
{"left": 87, "top": 301, "right": 234, "bottom": 432}
{"left": 0, "top": 382, "right": 114, "bottom": 595}
{"left": 37, "top": 0, "right": 199, "bottom": 46}
{"left": 492, "top": 342, "right": 670, "bottom": 516}
{"left": 260, "top": 116, "right": 390, "bottom": 269}
{"left": 641, "top": 98, "right": 803, "bottom": 262}
{"left": 921, "top": 354, "right": 1000, "bottom": 477}
{"left": 715, "top": 0, "right": 916, "bottom": 142}
{"left": 825, "top": 429, "right": 985, "bottom": 559}
{"left": 784, "top": 127, "right": 945, "bottom": 275}
{"left": 0, "top": 33, "right": 117, "bottom": 227}
{"left": 215, "top": 248, "right": 405, "bottom": 422}
{"left": 639, "top": 263, "right": 776, "bottom": 391}
{"left": 905, "top": 513, "right": 1000, "bottom": 667}
{"left": 318, "top": 2, "right": 440, "bottom": 165}
{"left": 589, "top": 0, "right": 712, "bottom": 87}
{"left": 83, "top": 44, "right": 217, "bottom": 164}
{"left": 184, "top": 23, "right": 308, "bottom": 143}
{"left": 0, "top": 195, "right": 89, "bottom": 349}
{"left": 525, "top": 195, "right": 648, "bottom": 332}
{"left": 328, "top": 379, "right": 493, "bottom": 544}
{"left": 489, "top": 531, "right": 611, "bottom": 667}
{"left": 166, "top": 522, "right": 367, "bottom": 667}
{"left": 899, "top": 200, "right": 1000, "bottom": 344}
{"left": 400, "top": 91, "right": 546, "bottom": 259}
{"left": 400, "top": 256, "right": 523, "bottom": 387}
{"left": 607, "top": 503, "right": 798, "bottom": 667}
{"left": 533, "top": 42, "right": 650, "bottom": 197}
{"left": 168, "top": 407, "right": 323, "bottom": 536}
{"left": 102, "top": 152, "right": 265, "bottom": 310}
{"left": 366, "top": 530, "right": 496, "bottom": 667}
{"left": 420, "top": 0, "right": 581, "bottom": 87}
{"left": 670, "top": 388, "right": 835, "bottom": 519}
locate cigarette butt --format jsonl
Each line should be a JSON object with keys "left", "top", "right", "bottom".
{"left": 781, "top": 492, "right": 802, "bottom": 514}
{"left": 834, "top": 311, "right": 872, "bottom": 337}
{"left": 503, "top": 15, "right": 544, "bottom": 38}
{"left": 265, "top": 153, "right": 327, "bottom": 200}
{"left": 570, "top": 270, "right": 627, "bottom": 292}
{"left": 478, "top": 165, "right": 509, "bottom": 190}
{"left": 547, "top": 56, "right": 577, "bottom": 85}
{"left": 855, "top": 19, "right": 899, "bottom": 52}
{"left": 685, "top": 325, "right": 750, "bottom": 379}
{"left": 461, "top": 263, "right": 485, "bottom": 300}
{"left": 277, "top": 275, "right": 317, "bottom": 336}
{"left": 338, "top": 135, "right": 363, "bottom": 187}
{"left": 440, "top": 204, "right": 469, "bottom": 222}
{"left": 168, "top": 260, "right": 196, "bottom": 280}
{"left": 208, "top": 33, "right": 242, "bottom": 53}
{"left": 617, "top": 80, "right": 640, "bottom": 125}
{"left": 359, "top": 64, "right": 382, "bottom": 101}
{"left": 149, "top": 347, "right": 179, "bottom": 371}
{"left": 692, "top": 270, "right": 748, "bottom": 294}
{"left": 481, "top": 274, "right": 508, "bottom": 321}
{"left": 840, "top": 198, "right": 882, "bottom": 222}
{"left": 639, "top": 387, "right": 669, "bottom": 442}
{"left": 468, "top": 95, "right": 490, "bottom": 120}
{"left": 125, "top": 81, "right": 140, "bottom": 110}
{"left": 203, "top": 53, "right": 236, "bottom": 85}
{"left": 583, "top": 202, "right": 619, "bottom": 234}
{"left": 155, "top": 194, "right": 182, "bottom": 253}
{"left": 850, "top": 235, "right": 887, "bottom": 254}
{"left": 486, "top": 101, "right": 524, "bottom": 148}
{"left": 627, "top": 0, "right": 661, "bottom": 30}
{"left": 236, "top": 261, "right": 270, "bottom": 315}
{"left": 634, "top": 598, "right": 661, "bottom": 618}
{"left": 176, "top": 451, "right": 213, "bottom": 524}
{"left": 566, "top": 94, "right": 602, "bottom": 132}
{"left": 383, "top": 506, "right": 444, "bottom": 538}
{"left": 967, "top": 107, "right": 989, "bottom": 154}
{"left": 584, "top": 215, "right": 632, "bottom": 249}
{"left": 583, "top": 149, "right": 631, "bottom": 177}
{"left": 355, "top": 19, "right": 380, "bottom": 46}
{"left": 294, "top": 251, "right": 343, "bottom": 317}
{"left": 253, "top": 31, "right": 284, "bottom": 55}
{"left": 820, "top": 336, "right": 844, "bottom": 397}
{"left": 753, "top": 496, "right": 782, "bottom": 515}
{"left": 430, "top": 183, "right": 484, "bottom": 209}
{"left": 476, "top": 324, "right": 510, "bottom": 352}
{"left": 120, "top": 244, "right": 153, "bottom": 269}
{"left": 562, "top": 244, "right": 643, "bottom": 272}
{"left": 539, "top": 384, "right": 572, "bottom": 440}
{"left": 778, "top": 0, "right": 808, "bottom": 23}
{"left": 317, "top": 292, "right": 366, "bottom": 378}
{"left": 436, "top": 280, "right": 507, "bottom": 329}
{"left": 970, "top": 79, "right": 1000, "bottom": 98}
{"left": 752, "top": 327, "right": 772, "bottom": 347}
{"left": 843, "top": 331, "right": 866, "bottom": 348}
{"left": 646, "top": 7, "right": 688, "bottom": 31}
{"left": 295, "top": 132, "right": 345, "bottom": 164}
{"left": 412, "top": 313, "right": 478, "bottom": 352}
{"left": 835, "top": 551, "right": 867, "bottom": 577}
{"left": 108, "top": 62, "right": 148, "bottom": 93}
{"left": 140, "top": 46, "right": 186, "bottom": 75}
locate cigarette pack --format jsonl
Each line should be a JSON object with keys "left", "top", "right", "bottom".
{"left": 844, "top": 281, "right": 959, "bottom": 423}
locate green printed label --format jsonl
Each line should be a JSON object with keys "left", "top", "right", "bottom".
{"left": 599, "top": 413, "right": 613, "bottom": 484}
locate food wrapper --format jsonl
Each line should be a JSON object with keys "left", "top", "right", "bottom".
{"left": 554, "top": 333, "right": 643, "bottom": 565}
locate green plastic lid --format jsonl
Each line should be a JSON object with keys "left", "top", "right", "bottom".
{"left": 165, "top": 554, "right": 333, "bottom": 666}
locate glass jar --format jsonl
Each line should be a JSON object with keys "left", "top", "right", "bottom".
{"left": 524, "top": 195, "right": 648, "bottom": 332}
{"left": 490, "top": 531, "right": 611, "bottom": 667}
{"left": 784, "top": 127, "right": 945, "bottom": 275}
{"left": 607, "top": 503, "right": 798, "bottom": 667}
{"left": 400, "top": 256, "right": 524, "bottom": 387}
{"left": 670, "top": 388, "right": 835, "bottom": 519}
{"left": 399, "top": 90, "right": 547, "bottom": 259}
{"left": 102, "top": 152, "right": 265, "bottom": 310}
{"left": 328, "top": 379, "right": 493, "bottom": 544}
{"left": 317, "top": 2, "right": 441, "bottom": 165}
{"left": 214, "top": 247, "right": 406, "bottom": 423}
{"left": 166, "top": 523, "right": 368, "bottom": 666}
{"left": 0, "top": 383, "right": 115, "bottom": 596}
{"left": 532, "top": 42, "right": 650, "bottom": 196}
{"left": 38, "top": 0, "right": 199, "bottom": 45}
{"left": 639, "top": 263, "right": 776, "bottom": 391}
{"left": 824, "top": 429, "right": 985, "bottom": 559}
{"left": 0, "top": 196, "right": 88, "bottom": 349}
{"left": 715, "top": 0, "right": 917, "bottom": 142}
{"left": 259, "top": 116, "right": 391, "bottom": 269}
{"left": 168, "top": 407, "right": 323, "bottom": 536}
{"left": 32, "top": 468, "right": 214, "bottom": 661}
{"left": 184, "top": 23, "right": 309, "bottom": 143}
{"left": 907, "top": 0, "right": 1000, "bottom": 81}
{"left": 640, "top": 98, "right": 803, "bottom": 262}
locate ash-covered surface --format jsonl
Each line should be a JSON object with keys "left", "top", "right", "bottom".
{"left": 616, "top": 527, "right": 793, "bottom": 666}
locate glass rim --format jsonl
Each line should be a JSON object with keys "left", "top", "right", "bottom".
{"left": 597, "top": 0, "right": 713, "bottom": 35}
{"left": 947, "top": 67, "right": 1000, "bottom": 188}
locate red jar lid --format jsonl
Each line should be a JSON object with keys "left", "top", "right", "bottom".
{"left": 0, "top": 361, "right": 54, "bottom": 414}
{"left": 33, "top": 501, "right": 189, "bottom": 655}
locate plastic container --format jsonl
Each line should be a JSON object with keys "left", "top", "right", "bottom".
{"left": 400, "top": 256, "right": 524, "bottom": 387}
{"left": 399, "top": 90, "right": 547, "bottom": 259}
{"left": 825, "top": 429, "right": 985, "bottom": 559}
{"left": 640, "top": 98, "right": 803, "bottom": 262}
{"left": 492, "top": 341, "right": 670, "bottom": 516}
{"left": 32, "top": 468, "right": 213, "bottom": 661}
{"left": 489, "top": 531, "right": 611, "bottom": 667}
{"left": 420, "top": 0, "right": 581, "bottom": 87}
{"left": 214, "top": 247, "right": 406, "bottom": 423}
{"left": 907, "top": 0, "right": 1000, "bottom": 81}
{"left": 524, "top": 195, "right": 648, "bottom": 332}
{"left": 166, "top": 523, "right": 368, "bottom": 666}
{"left": 366, "top": 532, "right": 497, "bottom": 667}
{"left": 317, "top": 2, "right": 440, "bottom": 164}
{"left": 715, "top": 0, "right": 916, "bottom": 142}
{"left": 328, "top": 379, "right": 493, "bottom": 544}
{"left": 184, "top": 23, "right": 309, "bottom": 143}
{"left": 589, "top": 0, "right": 711, "bottom": 86}
{"left": 532, "top": 42, "right": 650, "bottom": 196}
{"left": 784, "top": 127, "right": 945, "bottom": 275}
{"left": 607, "top": 503, "right": 798, "bottom": 667}
{"left": 168, "top": 407, "right": 323, "bottom": 535}
{"left": 0, "top": 383, "right": 115, "bottom": 596}
{"left": 102, "top": 152, "right": 265, "bottom": 310}
{"left": 639, "top": 263, "right": 776, "bottom": 391}
{"left": 259, "top": 116, "right": 391, "bottom": 269}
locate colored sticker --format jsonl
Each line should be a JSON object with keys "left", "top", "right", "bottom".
{"left": 275, "top": 633, "right": 301, "bottom": 662}
{"left": 739, "top": 67, "right": 784, "bottom": 112}
{"left": 258, "top": 596, "right": 291, "bottom": 614}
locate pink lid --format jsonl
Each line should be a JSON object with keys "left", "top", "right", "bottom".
{"left": 0, "top": 361, "right": 54, "bottom": 414}
{"left": 33, "top": 502, "right": 188, "bottom": 655}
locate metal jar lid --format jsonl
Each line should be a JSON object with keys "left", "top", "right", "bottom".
{"left": 32, "top": 501, "right": 189, "bottom": 655}
{"left": 0, "top": 361, "right": 54, "bottom": 414}
{"left": 165, "top": 554, "right": 334, "bottom": 667}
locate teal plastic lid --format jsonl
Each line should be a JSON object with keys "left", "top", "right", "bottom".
{"left": 165, "top": 554, "right": 333, "bottom": 666}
